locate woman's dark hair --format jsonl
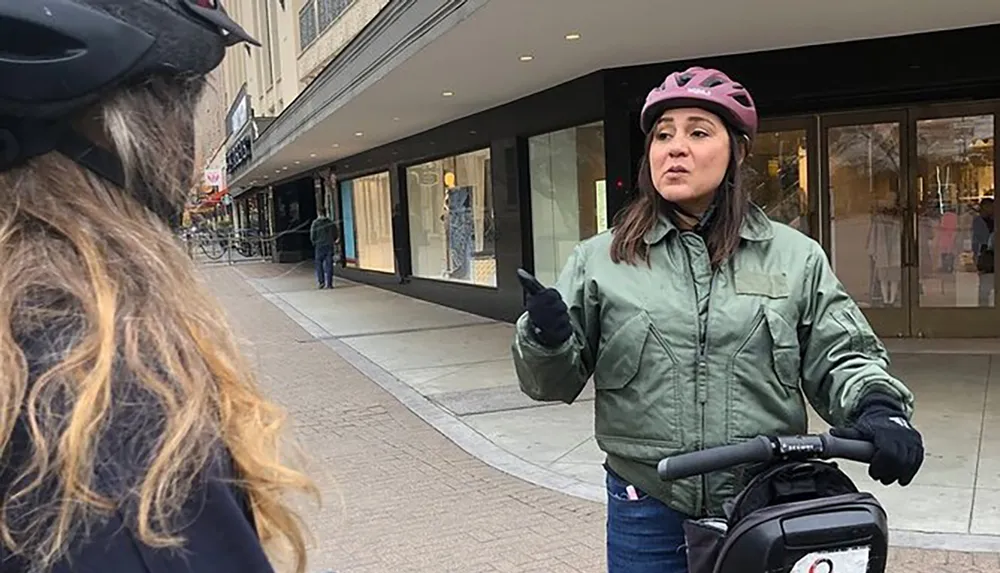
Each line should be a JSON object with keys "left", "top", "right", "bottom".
{"left": 609, "top": 124, "right": 750, "bottom": 268}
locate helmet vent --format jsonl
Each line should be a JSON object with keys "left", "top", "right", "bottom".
{"left": 731, "top": 94, "right": 752, "bottom": 108}
{"left": 0, "top": 16, "right": 86, "bottom": 62}
{"left": 676, "top": 73, "right": 694, "bottom": 87}
{"left": 702, "top": 76, "right": 726, "bottom": 88}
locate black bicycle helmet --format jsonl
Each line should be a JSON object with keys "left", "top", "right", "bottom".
{"left": 0, "top": 0, "right": 258, "bottom": 214}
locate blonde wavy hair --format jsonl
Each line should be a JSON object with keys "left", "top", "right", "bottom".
{"left": 0, "top": 75, "right": 316, "bottom": 571}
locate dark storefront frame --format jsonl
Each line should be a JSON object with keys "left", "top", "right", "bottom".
{"left": 601, "top": 23, "right": 1000, "bottom": 206}
{"left": 321, "top": 24, "right": 1000, "bottom": 325}
{"left": 268, "top": 177, "right": 316, "bottom": 263}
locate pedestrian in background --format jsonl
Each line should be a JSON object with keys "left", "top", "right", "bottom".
{"left": 312, "top": 207, "right": 337, "bottom": 289}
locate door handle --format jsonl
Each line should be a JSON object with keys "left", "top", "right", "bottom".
{"left": 898, "top": 209, "right": 915, "bottom": 268}
{"left": 899, "top": 210, "right": 911, "bottom": 268}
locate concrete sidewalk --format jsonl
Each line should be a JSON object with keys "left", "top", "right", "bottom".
{"left": 212, "top": 266, "right": 605, "bottom": 573}
{"left": 226, "top": 260, "right": 1000, "bottom": 557}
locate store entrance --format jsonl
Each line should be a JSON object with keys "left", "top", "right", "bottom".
{"left": 753, "top": 103, "right": 998, "bottom": 338}
{"left": 821, "top": 105, "right": 997, "bottom": 337}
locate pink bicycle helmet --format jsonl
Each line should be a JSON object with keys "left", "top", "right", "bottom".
{"left": 640, "top": 66, "right": 757, "bottom": 139}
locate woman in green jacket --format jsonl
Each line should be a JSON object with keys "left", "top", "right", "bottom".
{"left": 511, "top": 67, "right": 924, "bottom": 573}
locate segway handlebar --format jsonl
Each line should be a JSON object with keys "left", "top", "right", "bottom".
{"left": 657, "top": 433, "right": 875, "bottom": 481}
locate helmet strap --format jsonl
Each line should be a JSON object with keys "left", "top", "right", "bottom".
{"left": 56, "top": 130, "right": 178, "bottom": 222}
{"left": 0, "top": 118, "right": 178, "bottom": 224}
{"left": 0, "top": 118, "right": 67, "bottom": 172}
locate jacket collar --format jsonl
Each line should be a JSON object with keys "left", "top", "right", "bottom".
{"left": 642, "top": 203, "right": 774, "bottom": 245}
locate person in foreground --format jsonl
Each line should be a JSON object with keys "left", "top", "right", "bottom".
{"left": 511, "top": 67, "right": 925, "bottom": 573}
{"left": 0, "top": 1, "right": 315, "bottom": 572}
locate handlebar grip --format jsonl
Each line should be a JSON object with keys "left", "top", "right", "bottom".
{"left": 658, "top": 436, "right": 774, "bottom": 481}
{"left": 820, "top": 434, "right": 875, "bottom": 464}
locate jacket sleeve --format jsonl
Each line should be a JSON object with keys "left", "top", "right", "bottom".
{"left": 511, "top": 245, "right": 599, "bottom": 404}
{"left": 798, "top": 246, "right": 915, "bottom": 427}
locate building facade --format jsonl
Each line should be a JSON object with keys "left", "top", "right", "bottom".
{"left": 214, "top": 0, "right": 1000, "bottom": 338}
{"left": 192, "top": 0, "right": 387, "bottom": 244}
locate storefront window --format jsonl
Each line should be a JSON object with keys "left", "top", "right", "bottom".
{"left": 916, "top": 115, "right": 994, "bottom": 308}
{"left": 245, "top": 196, "right": 258, "bottom": 230}
{"left": 748, "top": 130, "right": 809, "bottom": 233}
{"left": 406, "top": 149, "right": 496, "bottom": 286}
{"left": 828, "top": 122, "right": 903, "bottom": 308}
{"left": 339, "top": 171, "right": 394, "bottom": 273}
{"left": 528, "top": 122, "right": 606, "bottom": 285}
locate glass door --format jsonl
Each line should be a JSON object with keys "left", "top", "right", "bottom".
{"left": 821, "top": 111, "right": 910, "bottom": 336}
{"left": 750, "top": 117, "right": 819, "bottom": 240}
{"left": 908, "top": 105, "right": 999, "bottom": 337}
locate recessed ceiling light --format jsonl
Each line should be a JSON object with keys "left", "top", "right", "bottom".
{"left": 333, "top": 143, "right": 340, "bottom": 148}
{"left": 519, "top": 55, "right": 534, "bottom": 61}
{"left": 392, "top": 117, "right": 400, "bottom": 121}
{"left": 354, "top": 131, "right": 363, "bottom": 136}
{"left": 442, "top": 91, "right": 454, "bottom": 97}
{"left": 310, "top": 153, "right": 317, "bottom": 157}
{"left": 565, "top": 33, "right": 581, "bottom": 40}
{"left": 282, "top": 166, "right": 289, "bottom": 170}
{"left": 275, "top": 170, "right": 280, "bottom": 173}
{"left": 294, "top": 160, "right": 301, "bottom": 165}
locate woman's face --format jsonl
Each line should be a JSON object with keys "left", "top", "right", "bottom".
{"left": 649, "top": 107, "right": 733, "bottom": 214}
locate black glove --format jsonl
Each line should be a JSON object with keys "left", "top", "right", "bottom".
{"left": 830, "top": 393, "right": 924, "bottom": 486}
{"left": 525, "top": 288, "right": 573, "bottom": 348}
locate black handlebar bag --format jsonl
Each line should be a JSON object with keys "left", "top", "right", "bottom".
{"left": 682, "top": 460, "right": 889, "bottom": 573}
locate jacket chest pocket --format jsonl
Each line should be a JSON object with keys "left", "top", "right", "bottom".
{"left": 763, "top": 306, "right": 801, "bottom": 390}
{"left": 731, "top": 269, "right": 800, "bottom": 390}
{"left": 727, "top": 305, "right": 806, "bottom": 441}
{"left": 593, "top": 312, "right": 682, "bottom": 458}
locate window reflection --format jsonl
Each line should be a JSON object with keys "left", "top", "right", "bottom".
{"left": 828, "top": 123, "right": 903, "bottom": 308}
{"left": 748, "top": 130, "right": 809, "bottom": 233}
{"left": 406, "top": 149, "right": 496, "bottom": 286}
{"left": 916, "top": 115, "right": 994, "bottom": 307}
{"left": 528, "top": 121, "right": 606, "bottom": 286}
{"left": 339, "top": 171, "right": 394, "bottom": 273}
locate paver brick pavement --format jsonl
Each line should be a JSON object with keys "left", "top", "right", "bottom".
{"left": 206, "top": 264, "right": 999, "bottom": 573}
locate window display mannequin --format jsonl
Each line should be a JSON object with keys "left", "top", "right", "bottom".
{"left": 867, "top": 201, "right": 902, "bottom": 306}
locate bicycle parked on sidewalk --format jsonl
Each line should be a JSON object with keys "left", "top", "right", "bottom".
{"left": 185, "top": 228, "right": 268, "bottom": 261}
{"left": 658, "top": 433, "right": 886, "bottom": 573}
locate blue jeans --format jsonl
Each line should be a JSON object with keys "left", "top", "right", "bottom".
{"left": 606, "top": 469, "right": 690, "bottom": 573}
{"left": 315, "top": 244, "right": 333, "bottom": 287}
